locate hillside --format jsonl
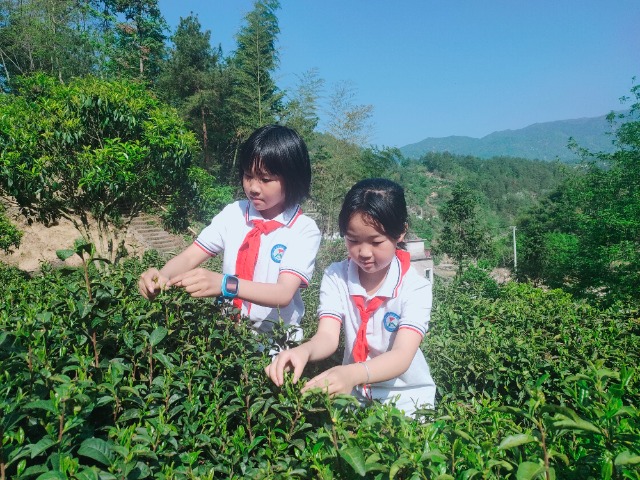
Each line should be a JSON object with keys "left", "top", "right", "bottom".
{"left": 400, "top": 113, "right": 620, "bottom": 162}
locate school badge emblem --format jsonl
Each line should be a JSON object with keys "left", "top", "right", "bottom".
{"left": 383, "top": 312, "right": 400, "bottom": 332}
{"left": 271, "top": 244, "right": 286, "bottom": 263}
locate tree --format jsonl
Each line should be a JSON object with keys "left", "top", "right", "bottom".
{"left": 326, "top": 80, "right": 374, "bottom": 146}
{"left": 0, "top": 0, "right": 98, "bottom": 86}
{"left": 517, "top": 82, "right": 640, "bottom": 305}
{"left": 0, "top": 74, "right": 198, "bottom": 263}
{"left": 228, "top": 0, "right": 282, "bottom": 155}
{"left": 309, "top": 81, "right": 376, "bottom": 233}
{"left": 279, "top": 68, "right": 324, "bottom": 143}
{"left": 438, "top": 183, "right": 491, "bottom": 273}
{"left": 100, "top": 0, "right": 168, "bottom": 83}
{"left": 158, "top": 14, "right": 233, "bottom": 169}
{"left": 310, "top": 134, "right": 362, "bottom": 234}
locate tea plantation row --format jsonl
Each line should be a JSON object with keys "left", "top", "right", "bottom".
{"left": 1, "top": 251, "right": 639, "bottom": 479}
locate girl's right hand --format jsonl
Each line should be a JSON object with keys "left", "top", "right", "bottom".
{"left": 138, "top": 268, "right": 168, "bottom": 300}
{"left": 265, "top": 347, "right": 310, "bottom": 387}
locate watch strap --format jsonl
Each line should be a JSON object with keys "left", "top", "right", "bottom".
{"left": 221, "top": 274, "right": 239, "bottom": 299}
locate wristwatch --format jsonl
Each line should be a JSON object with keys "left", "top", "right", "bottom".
{"left": 221, "top": 274, "right": 240, "bottom": 299}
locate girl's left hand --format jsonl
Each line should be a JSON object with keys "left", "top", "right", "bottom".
{"left": 301, "top": 364, "right": 362, "bottom": 396}
{"left": 167, "top": 269, "right": 223, "bottom": 297}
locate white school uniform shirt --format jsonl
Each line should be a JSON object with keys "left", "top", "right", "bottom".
{"left": 194, "top": 200, "right": 321, "bottom": 333}
{"left": 318, "top": 255, "right": 436, "bottom": 415}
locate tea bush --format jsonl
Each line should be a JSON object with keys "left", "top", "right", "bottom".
{"left": 1, "top": 254, "right": 639, "bottom": 479}
{"left": 0, "top": 204, "right": 22, "bottom": 254}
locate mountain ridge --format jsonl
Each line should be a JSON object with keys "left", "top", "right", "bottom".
{"left": 400, "top": 113, "right": 620, "bottom": 162}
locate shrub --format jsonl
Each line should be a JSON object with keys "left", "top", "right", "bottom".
{"left": 0, "top": 204, "right": 22, "bottom": 253}
{"left": 1, "top": 249, "right": 638, "bottom": 479}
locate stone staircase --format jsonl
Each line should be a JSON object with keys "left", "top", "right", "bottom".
{"left": 127, "top": 214, "right": 190, "bottom": 257}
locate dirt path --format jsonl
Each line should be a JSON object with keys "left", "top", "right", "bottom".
{"left": 1, "top": 206, "right": 188, "bottom": 273}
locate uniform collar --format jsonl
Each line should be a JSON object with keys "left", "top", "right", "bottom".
{"left": 347, "top": 254, "right": 404, "bottom": 299}
{"left": 244, "top": 200, "right": 301, "bottom": 227}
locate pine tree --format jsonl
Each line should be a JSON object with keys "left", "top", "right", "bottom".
{"left": 100, "top": 0, "right": 167, "bottom": 83}
{"left": 158, "top": 14, "right": 233, "bottom": 169}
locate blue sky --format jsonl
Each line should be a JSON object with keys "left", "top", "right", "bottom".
{"left": 158, "top": 1, "right": 640, "bottom": 148}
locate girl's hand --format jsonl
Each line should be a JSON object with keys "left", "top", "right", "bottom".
{"left": 301, "top": 364, "right": 363, "bottom": 396}
{"left": 265, "top": 347, "right": 310, "bottom": 386}
{"left": 139, "top": 268, "right": 168, "bottom": 300}
{"left": 167, "top": 269, "right": 223, "bottom": 298}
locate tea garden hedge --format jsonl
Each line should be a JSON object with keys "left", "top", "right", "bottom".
{"left": 1, "top": 244, "right": 639, "bottom": 479}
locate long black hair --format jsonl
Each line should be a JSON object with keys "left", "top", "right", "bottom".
{"left": 338, "top": 178, "right": 408, "bottom": 244}
{"left": 238, "top": 124, "right": 311, "bottom": 208}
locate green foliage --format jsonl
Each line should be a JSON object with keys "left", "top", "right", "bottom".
{"left": 428, "top": 276, "right": 639, "bottom": 404}
{"left": 228, "top": 0, "right": 283, "bottom": 138}
{"left": 1, "top": 244, "right": 639, "bottom": 478}
{"left": 279, "top": 68, "right": 324, "bottom": 143}
{"left": 162, "top": 166, "right": 234, "bottom": 232}
{"left": 0, "top": 0, "right": 99, "bottom": 87}
{"left": 0, "top": 73, "right": 198, "bottom": 262}
{"left": 181, "top": 166, "right": 234, "bottom": 225}
{"left": 326, "top": 80, "right": 374, "bottom": 146}
{"left": 157, "top": 14, "right": 233, "bottom": 170}
{"left": 517, "top": 84, "right": 640, "bottom": 306}
{"left": 0, "top": 203, "right": 21, "bottom": 254}
{"left": 99, "top": 0, "right": 168, "bottom": 83}
{"left": 421, "top": 151, "right": 568, "bottom": 226}
{"left": 309, "top": 135, "right": 362, "bottom": 235}
{"left": 438, "top": 183, "right": 493, "bottom": 272}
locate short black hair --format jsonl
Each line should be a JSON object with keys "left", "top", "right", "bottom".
{"left": 338, "top": 178, "right": 408, "bottom": 242}
{"left": 238, "top": 124, "right": 311, "bottom": 208}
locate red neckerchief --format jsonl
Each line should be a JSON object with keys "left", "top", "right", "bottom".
{"left": 233, "top": 219, "right": 283, "bottom": 310}
{"left": 351, "top": 249, "right": 411, "bottom": 363}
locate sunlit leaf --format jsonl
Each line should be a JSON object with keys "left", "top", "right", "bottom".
{"left": 78, "top": 437, "right": 115, "bottom": 467}
{"left": 35, "top": 472, "right": 67, "bottom": 480}
{"left": 339, "top": 446, "right": 366, "bottom": 476}
{"left": 615, "top": 450, "right": 640, "bottom": 466}
{"left": 390, "top": 456, "right": 411, "bottom": 479}
{"left": 516, "top": 461, "right": 545, "bottom": 480}
{"left": 498, "top": 434, "right": 537, "bottom": 450}
{"left": 552, "top": 417, "right": 601, "bottom": 434}
{"left": 24, "top": 400, "right": 57, "bottom": 415}
{"left": 149, "top": 326, "right": 168, "bottom": 347}
{"left": 56, "top": 249, "right": 75, "bottom": 261}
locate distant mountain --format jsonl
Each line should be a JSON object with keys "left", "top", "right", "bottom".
{"left": 400, "top": 114, "right": 620, "bottom": 162}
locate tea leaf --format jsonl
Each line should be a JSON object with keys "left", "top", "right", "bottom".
{"left": 614, "top": 450, "right": 640, "bottom": 466}
{"left": 29, "top": 437, "right": 56, "bottom": 458}
{"left": 420, "top": 449, "right": 447, "bottom": 463}
{"left": 75, "top": 468, "right": 101, "bottom": 480}
{"left": 36, "top": 472, "right": 67, "bottom": 480}
{"left": 498, "top": 433, "right": 537, "bottom": 450}
{"left": 552, "top": 417, "right": 601, "bottom": 434}
{"left": 453, "top": 429, "right": 473, "bottom": 442}
{"left": 24, "top": 400, "right": 57, "bottom": 415}
{"left": 516, "top": 461, "right": 546, "bottom": 480}
{"left": 56, "top": 249, "right": 75, "bottom": 261}
{"left": 149, "top": 326, "right": 168, "bottom": 347}
{"left": 389, "top": 455, "right": 411, "bottom": 479}
{"left": 339, "top": 446, "right": 366, "bottom": 476}
{"left": 78, "top": 437, "right": 115, "bottom": 467}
